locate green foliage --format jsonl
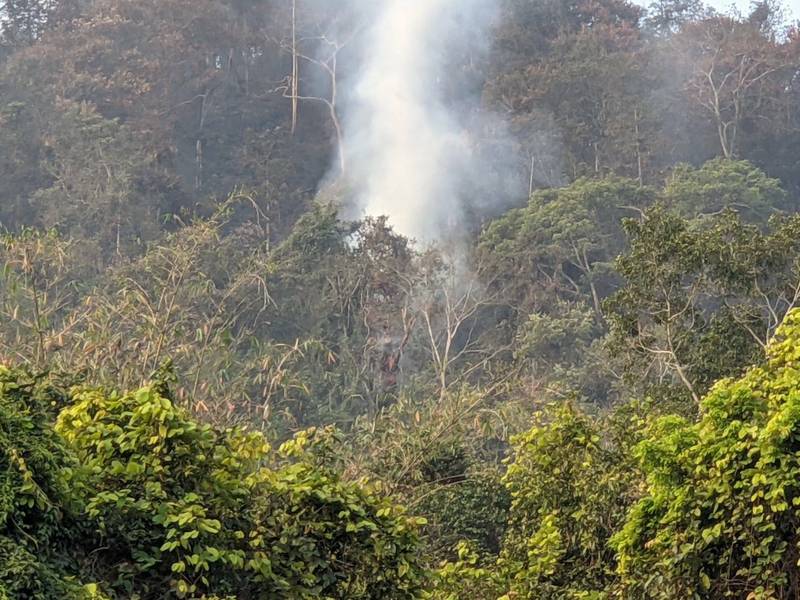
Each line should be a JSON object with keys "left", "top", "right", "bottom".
{"left": 0, "top": 3, "right": 799, "bottom": 597}
{"left": 429, "top": 308, "right": 800, "bottom": 599}
{"left": 612, "top": 308, "right": 800, "bottom": 598}
{"left": 424, "top": 541, "right": 504, "bottom": 600}
{"left": 495, "top": 404, "right": 638, "bottom": 599}
{"left": 0, "top": 367, "right": 425, "bottom": 599}
{"left": 479, "top": 176, "right": 653, "bottom": 404}
{"left": 607, "top": 203, "right": 800, "bottom": 407}
{"left": 56, "top": 380, "right": 425, "bottom": 599}
{"left": 479, "top": 177, "right": 651, "bottom": 313}
{"left": 514, "top": 300, "right": 609, "bottom": 401}
{"left": 416, "top": 470, "right": 510, "bottom": 557}
{"left": 427, "top": 403, "right": 642, "bottom": 600}
{"left": 0, "top": 367, "right": 98, "bottom": 599}
{"left": 664, "top": 158, "right": 788, "bottom": 222}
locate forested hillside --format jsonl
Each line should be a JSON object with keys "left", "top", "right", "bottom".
{"left": 1, "top": 0, "right": 800, "bottom": 598}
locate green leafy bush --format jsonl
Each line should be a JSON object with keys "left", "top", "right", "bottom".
{"left": 427, "top": 403, "right": 640, "bottom": 600}
{"left": 0, "top": 368, "right": 425, "bottom": 599}
{"left": 613, "top": 309, "right": 800, "bottom": 599}
{"left": 0, "top": 368, "right": 97, "bottom": 599}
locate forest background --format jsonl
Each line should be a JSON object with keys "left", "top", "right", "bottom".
{"left": 2, "top": 0, "right": 800, "bottom": 598}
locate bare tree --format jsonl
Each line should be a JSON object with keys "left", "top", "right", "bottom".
{"left": 392, "top": 262, "right": 510, "bottom": 402}
{"left": 628, "top": 282, "right": 702, "bottom": 404}
{"left": 680, "top": 16, "right": 798, "bottom": 158}
{"left": 271, "top": 10, "right": 357, "bottom": 174}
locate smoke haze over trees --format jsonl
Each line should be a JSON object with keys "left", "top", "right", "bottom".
{"left": 1, "top": 0, "right": 800, "bottom": 598}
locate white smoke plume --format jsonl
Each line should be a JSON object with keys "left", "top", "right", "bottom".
{"left": 342, "top": 0, "right": 506, "bottom": 244}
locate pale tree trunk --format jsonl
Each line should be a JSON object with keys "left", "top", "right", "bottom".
{"left": 242, "top": 49, "right": 250, "bottom": 95}
{"left": 195, "top": 89, "right": 210, "bottom": 192}
{"left": 594, "top": 142, "right": 600, "bottom": 173}
{"left": 290, "top": 0, "right": 299, "bottom": 135}
{"left": 528, "top": 155, "right": 535, "bottom": 197}
{"left": 634, "top": 108, "right": 643, "bottom": 185}
{"left": 329, "top": 52, "right": 345, "bottom": 173}
{"left": 195, "top": 139, "right": 203, "bottom": 192}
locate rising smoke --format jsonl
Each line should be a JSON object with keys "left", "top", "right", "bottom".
{"left": 341, "top": 0, "right": 513, "bottom": 245}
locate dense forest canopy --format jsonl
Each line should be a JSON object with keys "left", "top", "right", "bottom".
{"left": 1, "top": 0, "right": 800, "bottom": 598}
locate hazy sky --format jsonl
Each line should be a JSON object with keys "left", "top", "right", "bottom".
{"left": 636, "top": 0, "right": 799, "bottom": 19}
{"left": 710, "top": 0, "right": 799, "bottom": 15}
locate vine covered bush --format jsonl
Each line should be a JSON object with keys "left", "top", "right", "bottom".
{"left": 0, "top": 369, "right": 98, "bottom": 599}
{"left": 1, "top": 369, "right": 426, "bottom": 599}
{"left": 614, "top": 309, "right": 800, "bottom": 599}
{"left": 426, "top": 403, "right": 641, "bottom": 600}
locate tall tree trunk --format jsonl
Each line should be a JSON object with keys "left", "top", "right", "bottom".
{"left": 242, "top": 49, "right": 250, "bottom": 95}
{"left": 634, "top": 108, "right": 643, "bottom": 185}
{"left": 328, "top": 52, "right": 345, "bottom": 173}
{"left": 195, "top": 89, "right": 211, "bottom": 192}
{"left": 594, "top": 142, "right": 600, "bottom": 173}
{"left": 290, "top": 0, "right": 299, "bottom": 135}
{"left": 195, "top": 139, "right": 203, "bottom": 192}
{"left": 529, "top": 155, "right": 535, "bottom": 197}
